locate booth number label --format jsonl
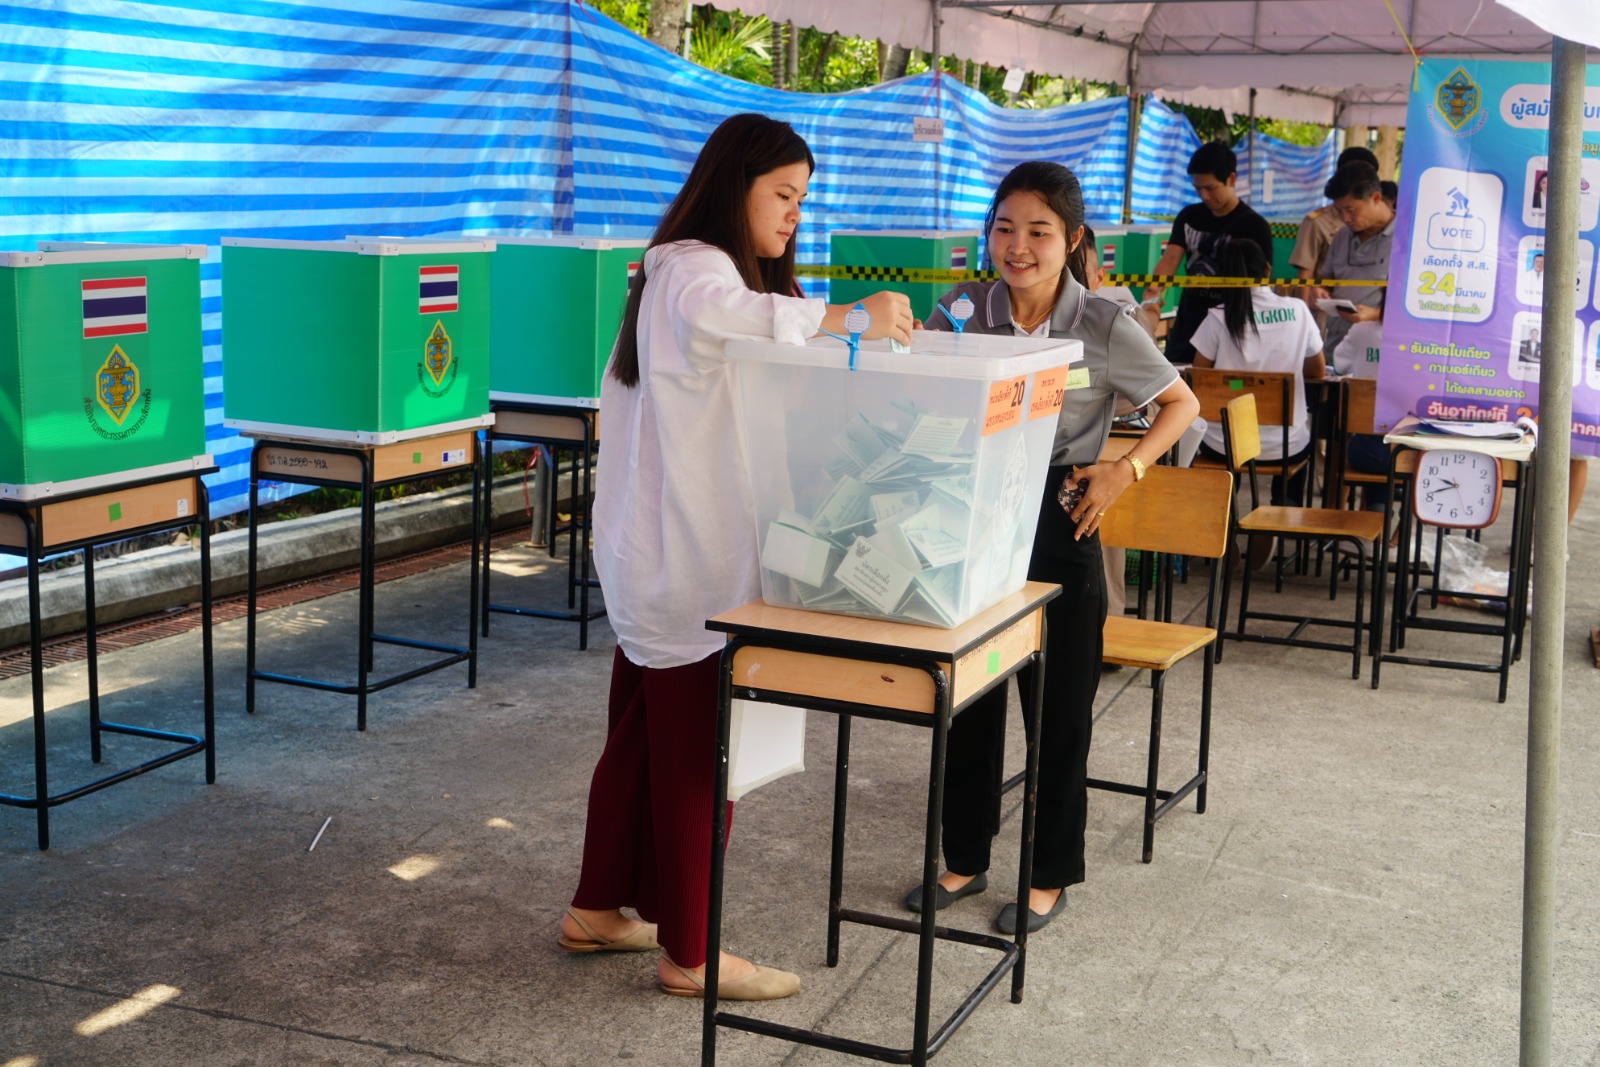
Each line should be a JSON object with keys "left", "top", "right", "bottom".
{"left": 982, "top": 375, "right": 1027, "bottom": 436}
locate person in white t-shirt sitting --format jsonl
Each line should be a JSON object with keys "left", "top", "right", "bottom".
{"left": 1190, "top": 235, "right": 1325, "bottom": 508}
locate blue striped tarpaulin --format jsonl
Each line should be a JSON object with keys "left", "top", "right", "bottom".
{"left": 1237, "top": 129, "right": 1340, "bottom": 224}
{"left": 0, "top": 0, "right": 1132, "bottom": 538}
{"left": 1129, "top": 96, "right": 1337, "bottom": 228}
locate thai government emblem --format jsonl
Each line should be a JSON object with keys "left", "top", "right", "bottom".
{"left": 96, "top": 345, "right": 140, "bottom": 425}
{"left": 1436, "top": 68, "right": 1480, "bottom": 132}
{"left": 424, "top": 320, "right": 452, "bottom": 386}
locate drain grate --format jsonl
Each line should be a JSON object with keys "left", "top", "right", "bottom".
{"left": 0, "top": 528, "right": 536, "bottom": 681}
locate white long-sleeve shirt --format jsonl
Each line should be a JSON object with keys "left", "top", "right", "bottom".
{"left": 593, "top": 240, "right": 826, "bottom": 668}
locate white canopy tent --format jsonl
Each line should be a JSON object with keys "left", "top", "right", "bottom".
{"left": 716, "top": 0, "right": 1589, "bottom": 125}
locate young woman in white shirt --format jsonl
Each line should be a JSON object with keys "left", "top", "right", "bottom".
{"left": 1190, "top": 236, "right": 1325, "bottom": 506}
{"left": 559, "top": 113, "right": 912, "bottom": 1001}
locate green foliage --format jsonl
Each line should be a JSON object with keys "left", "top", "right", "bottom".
{"left": 689, "top": 9, "right": 771, "bottom": 82}
{"left": 585, "top": 0, "right": 648, "bottom": 36}
{"left": 1166, "top": 103, "right": 1333, "bottom": 150}
{"left": 796, "top": 32, "right": 879, "bottom": 93}
{"left": 1258, "top": 118, "right": 1330, "bottom": 148}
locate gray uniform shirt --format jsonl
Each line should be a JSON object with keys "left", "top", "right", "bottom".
{"left": 927, "top": 273, "right": 1177, "bottom": 468}
{"left": 1321, "top": 217, "right": 1395, "bottom": 355}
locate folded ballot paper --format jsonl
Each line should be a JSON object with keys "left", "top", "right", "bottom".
{"left": 727, "top": 699, "right": 806, "bottom": 801}
{"left": 733, "top": 332, "right": 1081, "bottom": 628}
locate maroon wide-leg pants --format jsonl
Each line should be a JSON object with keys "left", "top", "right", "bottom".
{"left": 571, "top": 647, "right": 731, "bottom": 967}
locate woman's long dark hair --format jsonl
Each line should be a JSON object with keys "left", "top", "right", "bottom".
{"left": 1212, "top": 235, "right": 1269, "bottom": 346}
{"left": 982, "top": 161, "right": 1091, "bottom": 303}
{"left": 609, "top": 114, "right": 815, "bottom": 387}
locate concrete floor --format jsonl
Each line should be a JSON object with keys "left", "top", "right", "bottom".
{"left": 1, "top": 493, "right": 1597, "bottom": 1067}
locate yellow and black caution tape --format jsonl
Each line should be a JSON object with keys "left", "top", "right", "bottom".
{"left": 796, "top": 263, "right": 1385, "bottom": 288}
{"left": 1106, "top": 273, "right": 1387, "bottom": 289}
{"left": 796, "top": 264, "right": 997, "bottom": 284}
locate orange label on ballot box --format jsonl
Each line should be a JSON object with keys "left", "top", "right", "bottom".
{"left": 1027, "top": 365, "right": 1071, "bottom": 421}
{"left": 982, "top": 375, "right": 1027, "bottom": 436}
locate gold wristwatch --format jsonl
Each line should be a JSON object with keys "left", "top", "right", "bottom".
{"left": 1124, "top": 453, "right": 1146, "bottom": 482}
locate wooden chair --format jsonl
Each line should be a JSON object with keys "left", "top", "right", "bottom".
{"left": 1093, "top": 464, "right": 1233, "bottom": 863}
{"left": 1216, "top": 393, "right": 1386, "bottom": 678}
{"left": 1188, "top": 368, "right": 1310, "bottom": 507}
{"left": 1329, "top": 376, "right": 1388, "bottom": 509}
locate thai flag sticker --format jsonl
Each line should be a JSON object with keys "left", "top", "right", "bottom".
{"left": 419, "top": 265, "right": 459, "bottom": 314}
{"left": 82, "top": 277, "right": 148, "bottom": 338}
{"left": 951, "top": 247, "right": 968, "bottom": 270}
{"left": 627, "top": 261, "right": 641, "bottom": 280}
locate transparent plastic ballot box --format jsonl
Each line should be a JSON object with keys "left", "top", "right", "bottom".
{"left": 488, "top": 236, "right": 646, "bottom": 409}
{"left": 1, "top": 241, "right": 209, "bottom": 500}
{"left": 727, "top": 330, "right": 1083, "bottom": 628}
{"left": 220, "top": 236, "right": 493, "bottom": 445}
{"left": 828, "top": 230, "right": 980, "bottom": 323}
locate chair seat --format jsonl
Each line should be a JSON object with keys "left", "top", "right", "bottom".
{"left": 1240, "top": 505, "right": 1385, "bottom": 541}
{"left": 1102, "top": 615, "right": 1217, "bottom": 671}
{"left": 1340, "top": 467, "right": 1388, "bottom": 485}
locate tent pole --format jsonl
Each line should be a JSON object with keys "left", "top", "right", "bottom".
{"left": 1246, "top": 87, "right": 1256, "bottom": 202}
{"left": 1122, "top": 44, "right": 1141, "bottom": 225}
{"left": 1520, "top": 33, "right": 1585, "bottom": 1067}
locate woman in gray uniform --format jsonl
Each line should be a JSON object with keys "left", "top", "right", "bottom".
{"left": 912, "top": 161, "right": 1200, "bottom": 933}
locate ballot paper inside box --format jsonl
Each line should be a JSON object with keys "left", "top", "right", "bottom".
{"left": 728, "top": 331, "right": 1082, "bottom": 628}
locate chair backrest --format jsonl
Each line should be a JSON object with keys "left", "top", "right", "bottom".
{"left": 1219, "top": 393, "right": 1264, "bottom": 471}
{"left": 1342, "top": 376, "right": 1377, "bottom": 436}
{"left": 1188, "top": 367, "right": 1294, "bottom": 430}
{"left": 1098, "top": 464, "right": 1234, "bottom": 560}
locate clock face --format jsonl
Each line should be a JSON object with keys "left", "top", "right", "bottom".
{"left": 1412, "top": 449, "right": 1502, "bottom": 528}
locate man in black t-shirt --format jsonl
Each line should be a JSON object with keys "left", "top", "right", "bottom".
{"left": 1142, "top": 142, "right": 1275, "bottom": 363}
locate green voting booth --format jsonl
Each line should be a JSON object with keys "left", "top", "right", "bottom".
{"left": 488, "top": 236, "right": 646, "bottom": 407}
{"left": 829, "top": 230, "right": 980, "bottom": 322}
{"left": 1095, "top": 225, "right": 1180, "bottom": 313}
{"left": 221, "top": 237, "right": 494, "bottom": 444}
{"left": 0, "top": 242, "right": 209, "bottom": 500}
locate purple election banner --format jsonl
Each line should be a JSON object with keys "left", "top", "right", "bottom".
{"left": 1380, "top": 57, "right": 1600, "bottom": 455}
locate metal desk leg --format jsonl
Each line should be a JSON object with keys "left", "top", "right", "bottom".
{"left": 26, "top": 518, "right": 49, "bottom": 850}
{"left": 246, "top": 450, "right": 261, "bottom": 714}
{"left": 199, "top": 482, "right": 216, "bottom": 784}
{"left": 577, "top": 427, "right": 594, "bottom": 651}
{"left": 567, "top": 446, "right": 579, "bottom": 611}
{"left": 85, "top": 550, "right": 102, "bottom": 763}
{"left": 1012, "top": 622, "right": 1046, "bottom": 1001}
{"left": 912, "top": 673, "right": 954, "bottom": 1067}
{"left": 480, "top": 429, "right": 495, "bottom": 639}
{"left": 702, "top": 644, "right": 738, "bottom": 1067}
{"left": 468, "top": 433, "right": 481, "bottom": 688}
{"left": 1370, "top": 461, "right": 1398, "bottom": 688}
{"left": 356, "top": 453, "right": 375, "bottom": 732}
{"left": 827, "top": 713, "right": 852, "bottom": 968}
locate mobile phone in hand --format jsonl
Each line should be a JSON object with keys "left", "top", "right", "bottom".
{"left": 1057, "top": 476, "right": 1089, "bottom": 515}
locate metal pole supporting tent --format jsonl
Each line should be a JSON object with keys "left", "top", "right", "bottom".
{"left": 1492, "top": 1, "right": 1598, "bottom": 1059}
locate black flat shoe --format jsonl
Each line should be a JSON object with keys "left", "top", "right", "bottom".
{"left": 902, "top": 872, "right": 988, "bottom": 913}
{"left": 994, "top": 889, "right": 1066, "bottom": 935}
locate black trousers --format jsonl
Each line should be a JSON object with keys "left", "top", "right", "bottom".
{"left": 940, "top": 466, "right": 1106, "bottom": 889}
